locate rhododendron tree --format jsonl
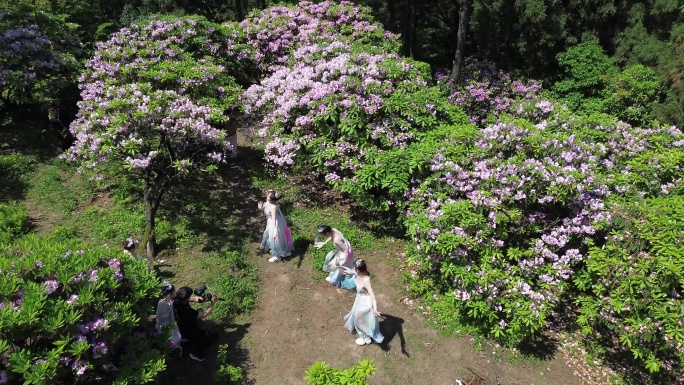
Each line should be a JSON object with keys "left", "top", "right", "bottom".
{"left": 242, "top": 40, "right": 466, "bottom": 209}
{"left": 0, "top": 7, "right": 81, "bottom": 110}
{"left": 68, "top": 16, "right": 254, "bottom": 256}
{"left": 0, "top": 235, "right": 162, "bottom": 385}
{"left": 240, "top": 1, "right": 470, "bottom": 210}
{"left": 240, "top": 1, "right": 400, "bottom": 74}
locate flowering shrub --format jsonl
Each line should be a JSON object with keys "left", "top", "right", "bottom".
{"left": 574, "top": 196, "right": 684, "bottom": 378}
{"left": 68, "top": 16, "right": 253, "bottom": 255}
{"left": 304, "top": 359, "right": 375, "bottom": 385}
{"left": 0, "top": 7, "right": 81, "bottom": 108}
{"left": 0, "top": 235, "right": 163, "bottom": 384}
{"left": 437, "top": 58, "right": 543, "bottom": 126}
{"left": 242, "top": 39, "right": 466, "bottom": 209}
{"left": 404, "top": 97, "right": 684, "bottom": 346}
{"left": 240, "top": 1, "right": 400, "bottom": 73}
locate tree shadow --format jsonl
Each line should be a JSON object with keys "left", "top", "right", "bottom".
{"left": 158, "top": 146, "right": 269, "bottom": 254}
{"left": 581, "top": 324, "right": 680, "bottom": 384}
{"left": 378, "top": 313, "right": 410, "bottom": 357}
{"left": 515, "top": 334, "right": 558, "bottom": 361}
{"left": 222, "top": 322, "right": 254, "bottom": 384}
{"left": 0, "top": 119, "right": 67, "bottom": 203}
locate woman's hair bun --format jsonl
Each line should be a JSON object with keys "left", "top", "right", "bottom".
{"left": 274, "top": 191, "right": 282, "bottom": 199}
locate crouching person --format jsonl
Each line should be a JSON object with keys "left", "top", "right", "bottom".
{"left": 173, "top": 286, "right": 219, "bottom": 362}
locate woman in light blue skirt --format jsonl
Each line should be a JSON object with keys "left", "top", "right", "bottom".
{"left": 342, "top": 259, "right": 384, "bottom": 345}
{"left": 315, "top": 225, "right": 355, "bottom": 290}
{"left": 259, "top": 190, "right": 294, "bottom": 262}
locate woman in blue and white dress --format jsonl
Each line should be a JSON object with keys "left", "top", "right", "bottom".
{"left": 259, "top": 190, "right": 294, "bottom": 263}
{"left": 315, "top": 225, "right": 355, "bottom": 290}
{"left": 341, "top": 259, "right": 384, "bottom": 346}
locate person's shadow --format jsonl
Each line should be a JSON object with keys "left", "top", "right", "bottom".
{"left": 378, "top": 314, "right": 409, "bottom": 357}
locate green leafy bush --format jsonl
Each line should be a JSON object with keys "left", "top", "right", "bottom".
{"left": 553, "top": 40, "right": 618, "bottom": 113}
{"left": 214, "top": 344, "right": 244, "bottom": 385}
{"left": 0, "top": 153, "right": 36, "bottom": 201}
{"left": 404, "top": 97, "right": 684, "bottom": 347}
{"left": 605, "top": 64, "right": 661, "bottom": 125}
{"left": 0, "top": 201, "right": 30, "bottom": 244}
{"left": 207, "top": 250, "right": 259, "bottom": 321}
{"left": 304, "top": 359, "right": 376, "bottom": 385}
{"left": 0, "top": 6, "right": 82, "bottom": 109}
{"left": 574, "top": 197, "right": 684, "bottom": 377}
{"left": 0, "top": 234, "right": 164, "bottom": 384}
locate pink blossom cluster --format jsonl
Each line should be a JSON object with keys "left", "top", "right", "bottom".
{"left": 438, "top": 58, "right": 543, "bottom": 126}
{"left": 68, "top": 17, "right": 246, "bottom": 174}
{"left": 242, "top": 39, "right": 433, "bottom": 180}
{"left": 240, "top": 1, "right": 398, "bottom": 72}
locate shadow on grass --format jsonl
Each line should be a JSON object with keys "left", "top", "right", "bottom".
{"left": 516, "top": 334, "right": 559, "bottom": 361}
{"left": 379, "top": 313, "right": 409, "bottom": 357}
{"left": 0, "top": 120, "right": 64, "bottom": 203}
{"left": 157, "top": 321, "right": 253, "bottom": 385}
{"left": 159, "top": 146, "right": 271, "bottom": 254}
{"left": 581, "top": 324, "right": 680, "bottom": 384}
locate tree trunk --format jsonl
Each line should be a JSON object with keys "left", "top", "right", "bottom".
{"left": 143, "top": 172, "right": 165, "bottom": 258}
{"left": 409, "top": 0, "right": 416, "bottom": 59}
{"left": 402, "top": 0, "right": 411, "bottom": 57}
{"left": 387, "top": 0, "right": 396, "bottom": 30}
{"left": 449, "top": 0, "right": 470, "bottom": 94}
{"left": 235, "top": 0, "right": 244, "bottom": 21}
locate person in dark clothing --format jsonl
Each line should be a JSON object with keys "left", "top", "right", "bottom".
{"left": 173, "top": 286, "right": 219, "bottom": 361}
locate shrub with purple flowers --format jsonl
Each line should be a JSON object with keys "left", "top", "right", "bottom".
{"left": 0, "top": 7, "right": 81, "bottom": 109}
{"left": 0, "top": 234, "right": 163, "bottom": 384}
{"left": 437, "top": 58, "right": 543, "bottom": 127}
{"left": 404, "top": 95, "right": 684, "bottom": 362}
{"left": 68, "top": 15, "right": 254, "bottom": 256}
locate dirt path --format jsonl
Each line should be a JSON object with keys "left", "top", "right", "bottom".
{"left": 242, "top": 244, "right": 583, "bottom": 385}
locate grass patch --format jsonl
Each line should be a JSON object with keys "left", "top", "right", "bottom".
{"left": 0, "top": 152, "right": 37, "bottom": 202}
{"left": 27, "top": 163, "right": 90, "bottom": 214}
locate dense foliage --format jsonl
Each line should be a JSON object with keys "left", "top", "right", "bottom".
{"left": 404, "top": 90, "right": 684, "bottom": 376}
{"left": 0, "top": 235, "right": 162, "bottom": 385}
{"left": 438, "top": 59, "right": 543, "bottom": 127}
{"left": 576, "top": 196, "right": 684, "bottom": 377}
{"left": 67, "top": 15, "right": 253, "bottom": 255}
{"left": 2, "top": 0, "right": 684, "bottom": 382}
{"left": 0, "top": 7, "right": 81, "bottom": 110}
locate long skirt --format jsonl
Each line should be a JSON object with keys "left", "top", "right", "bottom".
{"left": 260, "top": 217, "right": 294, "bottom": 257}
{"left": 343, "top": 293, "right": 384, "bottom": 343}
{"left": 323, "top": 249, "right": 356, "bottom": 290}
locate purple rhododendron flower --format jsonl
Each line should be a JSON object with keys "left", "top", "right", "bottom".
{"left": 44, "top": 280, "right": 59, "bottom": 294}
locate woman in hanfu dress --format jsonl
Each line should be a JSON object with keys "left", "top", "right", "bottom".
{"left": 259, "top": 190, "right": 294, "bottom": 262}
{"left": 314, "top": 225, "right": 355, "bottom": 290}
{"left": 341, "top": 259, "right": 384, "bottom": 346}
